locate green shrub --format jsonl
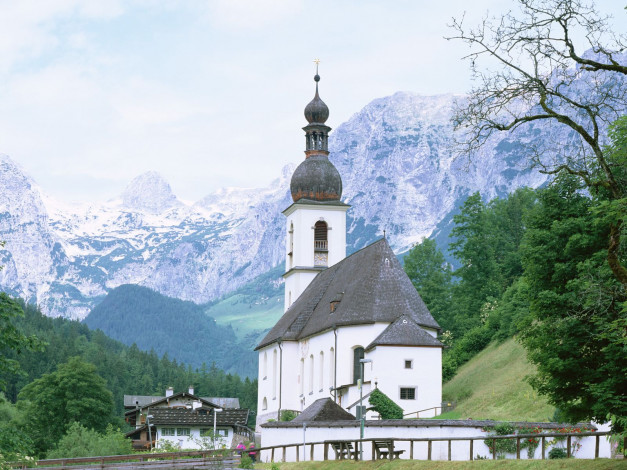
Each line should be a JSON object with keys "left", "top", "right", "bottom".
{"left": 47, "top": 423, "right": 132, "bottom": 459}
{"left": 368, "top": 388, "right": 403, "bottom": 419}
{"left": 239, "top": 455, "right": 254, "bottom": 468}
{"left": 280, "top": 410, "right": 297, "bottom": 421}
{"left": 483, "top": 422, "right": 516, "bottom": 458}
{"left": 0, "top": 424, "right": 36, "bottom": 469}
{"left": 548, "top": 447, "right": 568, "bottom": 459}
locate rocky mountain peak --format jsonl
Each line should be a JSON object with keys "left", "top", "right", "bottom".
{"left": 121, "top": 171, "right": 181, "bottom": 214}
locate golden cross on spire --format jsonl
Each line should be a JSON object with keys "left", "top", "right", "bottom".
{"left": 313, "top": 58, "right": 320, "bottom": 74}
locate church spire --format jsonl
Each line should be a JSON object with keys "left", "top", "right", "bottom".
{"left": 303, "top": 63, "right": 330, "bottom": 156}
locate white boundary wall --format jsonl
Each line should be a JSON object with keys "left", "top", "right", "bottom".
{"left": 259, "top": 421, "right": 611, "bottom": 462}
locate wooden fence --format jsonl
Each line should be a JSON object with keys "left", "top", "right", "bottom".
{"left": 9, "top": 431, "right": 620, "bottom": 468}
{"left": 259, "top": 431, "right": 614, "bottom": 462}
{"left": 9, "top": 451, "right": 240, "bottom": 470}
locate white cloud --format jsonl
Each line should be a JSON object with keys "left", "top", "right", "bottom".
{"left": 0, "top": 0, "right": 124, "bottom": 72}
{"left": 206, "top": 0, "right": 304, "bottom": 31}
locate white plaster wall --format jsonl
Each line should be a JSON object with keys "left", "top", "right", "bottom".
{"left": 285, "top": 204, "right": 347, "bottom": 268}
{"left": 259, "top": 424, "right": 611, "bottom": 462}
{"left": 284, "top": 271, "right": 317, "bottom": 311}
{"left": 258, "top": 323, "right": 443, "bottom": 428}
{"left": 283, "top": 204, "right": 347, "bottom": 310}
{"left": 369, "top": 346, "right": 442, "bottom": 418}
{"left": 156, "top": 427, "right": 232, "bottom": 450}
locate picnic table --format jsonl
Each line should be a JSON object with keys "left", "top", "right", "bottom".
{"left": 372, "top": 439, "right": 405, "bottom": 460}
{"left": 328, "top": 441, "right": 358, "bottom": 460}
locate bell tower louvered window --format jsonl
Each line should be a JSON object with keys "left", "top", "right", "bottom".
{"left": 314, "top": 221, "right": 328, "bottom": 266}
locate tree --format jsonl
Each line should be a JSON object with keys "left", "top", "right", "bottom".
{"left": 47, "top": 423, "right": 132, "bottom": 459}
{"left": 403, "top": 238, "right": 453, "bottom": 331}
{"left": 448, "top": 0, "right": 627, "bottom": 286}
{"left": 518, "top": 175, "right": 626, "bottom": 431}
{"left": 449, "top": 193, "right": 501, "bottom": 331}
{"left": 18, "top": 357, "right": 114, "bottom": 455}
{"left": 0, "top": 293, "right": 41, "bottom": 389}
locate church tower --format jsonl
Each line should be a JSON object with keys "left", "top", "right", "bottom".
{"left": 283, "top": 69, "right": 349, "bottom": 311}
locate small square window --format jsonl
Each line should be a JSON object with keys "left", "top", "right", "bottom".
{"left": 177, "top": 428, "right": 190, "bottom": 436}
{"left": 400, "top": 387, "right": 416, "bottom": 400}
{"left": 161, "top": 428, "right": 175, "bottom": 436}
{"left": 404, "top": 360, "right": 413, "bottom": 369}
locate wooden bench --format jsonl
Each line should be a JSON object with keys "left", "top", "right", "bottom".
{"left": 328, "top": 441, "right": 357, "bottom": 460}
{"left": 373, "top": 439, "right": 405, "bottom": 460}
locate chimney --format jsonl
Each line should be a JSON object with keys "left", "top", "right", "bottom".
{"left": 165, "top": 387, "right": 174, "bottom": 398}
{"left": 188, "top": 385, "right": 194, "bottom": 395}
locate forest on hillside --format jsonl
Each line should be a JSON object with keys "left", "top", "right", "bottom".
{"left": 0, "top": 299, "right": 257, "bottom": 457}
{"left": 404, "top": 141, "right": 626, "bottom": 434}
{"left": 84, "top": 284, "right": 258, "bottom": 378}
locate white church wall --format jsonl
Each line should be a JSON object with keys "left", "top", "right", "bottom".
{"left": 284, "top": 204, "right": 347, "bottom": 268}
{"left": 334, "top": 324, "right": 386, "bottom": 393}
{"left": 259, "top": 422, "right": 610, "bottom": 462}
{"left": 370, "top": 346, "right": 442, "bottom": 418}
{"left": 283, "top": 204, "right": 348, "bottom": 311}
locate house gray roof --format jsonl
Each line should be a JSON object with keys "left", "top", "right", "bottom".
{"left": 149, "top": 408, "right": 249, "bottom": 427}
{"left": 366, "top": 314, "right": 443, "bottom": 350}
{"left": 256, "top": 238, "right": 439, "bottom": 350}
{"left": 124, "top": 394, "right": 238, "bottom": 409}
{"left": 291, "top": 398, "right": 356, "bottom": 423}
{"left": 262, "top": 418, "right": 598, "bottom": 430}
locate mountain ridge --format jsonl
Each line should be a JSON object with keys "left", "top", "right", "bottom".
{"left": 2, "top": 87, "right": 613, "bottom": 319}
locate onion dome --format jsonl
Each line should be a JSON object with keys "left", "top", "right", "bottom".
{"left": 304, "top": 74, "right": 329, "bottom": 124}
{"left": 290, "top": 67, "right": 343, "bottom": 203}
{"left": 290, "top": 155, "right": 342, "bottom": 202}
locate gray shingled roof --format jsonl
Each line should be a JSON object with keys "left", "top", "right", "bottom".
{"left": 149, "top": 408, "right": 249, "bottom": 426}
{"left": 124, "top": 394, "right": 238, "bottom": 409}
{"left": 291, "top": 398, "right": 356, "bottom": 423}
{"left": 256, "top": 238, "right": 439, "bottom": 350}
{"left": 366, "top": 314, "right": 443, "bottom": 350}
{"left": 262, "top": 419, "right": 597, "bottom": 430}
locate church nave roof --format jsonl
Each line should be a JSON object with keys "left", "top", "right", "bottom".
{"left": 256, "top": 238, "right": 440, "bottom": 350}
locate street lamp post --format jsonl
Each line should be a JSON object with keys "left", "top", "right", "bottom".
{"left": 359, "top": 358, "right": 372, "bottom": 461}
{"left": 146, "top": 414, "right": 154, "bottom": 451}
{"left": 213, "top": 408, "right": 223, "bottom": 449}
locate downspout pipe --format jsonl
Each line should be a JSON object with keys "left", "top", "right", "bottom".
{"left": 278, "top": 339, "right": 283, "bottom": 420}
{"left": 333, "top": 326, "right": 338, "bottom": 403}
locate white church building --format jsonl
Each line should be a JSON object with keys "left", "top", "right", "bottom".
{"left": 255, "top": 72, "right": 443, "bottom": 430}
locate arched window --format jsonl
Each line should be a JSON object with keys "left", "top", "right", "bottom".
{"left": 263, "top": 351, "right": 267, "bottom": 378}
{"left": 299, "top": 358, "right": 305, "bottom": 395}
{"left": 262, "top": 397, "right": 267, "bottom": 410}
{"left": 319, "top": 351, "right": 324, "bottom": 391}
{"left": 309, "top": 354, "right": 314, "bottom": 394}
{"left": 272, "top": 349, "right": 277, "bottom": 399}
{"left": 314, "top": 221, "right": 328, "bottom": 250}
{"left": 288, "top": 222, "right": 294, "bottom": 269}
{"left": 353, "top": 347, "right": 365, "bottom": 384}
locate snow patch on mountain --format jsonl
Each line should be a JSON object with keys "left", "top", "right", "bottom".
{"left": 1, "top": 84, "right": 617, "bottom": 318}
{"left": 122, "top": 171, "right": 182, "bottom": 214}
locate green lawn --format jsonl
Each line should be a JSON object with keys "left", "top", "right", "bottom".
{"left": 205, "top": 293, "right": 283, "bottom": 339}
{"left": 442, "top": 338, "right": 555, "bottom": 422}
{"left": 255, "top": 459, "right": 626, "bottom": 470}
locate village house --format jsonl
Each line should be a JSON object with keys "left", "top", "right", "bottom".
{"left": 125, "top": 386, "right": 253, "bottom": 450}
{"left": 255, "top": 71, "right": 443, "bottom": 430}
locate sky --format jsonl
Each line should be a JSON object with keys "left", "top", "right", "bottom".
{"left": 0, "top": 0, "right": 623, "bottom": 203}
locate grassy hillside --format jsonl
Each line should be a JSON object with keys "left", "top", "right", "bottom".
{"left": 205, "top": 265, "right": 285, "bottom": 339}
{"left": 441, "top": 338, "right": 555, "bottom": 422}
{"left": 205, "top": 292, "right": 283, "bottom": 338}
